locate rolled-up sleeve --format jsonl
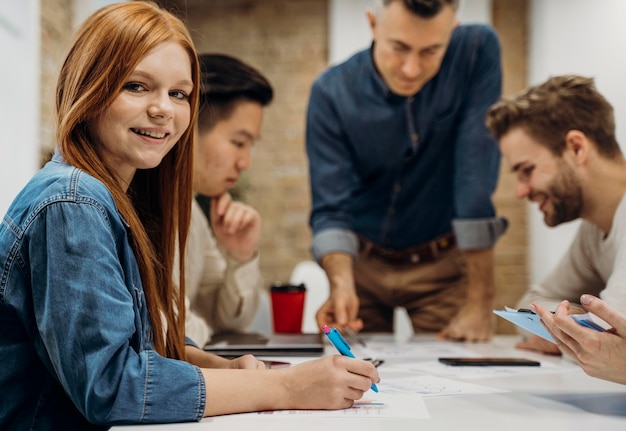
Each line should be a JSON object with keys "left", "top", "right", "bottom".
{"left": 452, "top": 217, "right": 508, "bottom": 249}
{"left": 311, "top": 228, "right": 359, "bottom": 262}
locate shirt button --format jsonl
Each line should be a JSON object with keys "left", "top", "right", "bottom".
{"left": 388, "top": 207, "right": 396, "bottom": 215}
{"left": 394, "top": 183, "right": 402, "bottom": 193}
{"left": 411, "top": 133, "right": 419, "bottom": 142}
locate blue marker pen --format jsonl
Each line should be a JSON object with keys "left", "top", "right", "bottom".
{"left": 322, "top": 325, "right": 379, "bottom": 392}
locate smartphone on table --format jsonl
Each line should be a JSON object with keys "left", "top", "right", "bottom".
{"left": 439, "top": 357, "right": 540, "bottom": 366}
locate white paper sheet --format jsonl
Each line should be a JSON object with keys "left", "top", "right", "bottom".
{"left": 378, "top": 375, "right": 509, "bottom": 397}
{"left": 355, "top": 340, "right": 480, "bottom": 360}
{"left": 233, "top": 393, "right": 429, "bottom": 419}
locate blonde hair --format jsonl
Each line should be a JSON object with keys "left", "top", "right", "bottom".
{"left": 55, "top": 1, "right": 200, "bottom": 359}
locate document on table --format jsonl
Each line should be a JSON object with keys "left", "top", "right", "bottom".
{"left": 235, "top": 393, "right": 429, "bottom": 419}
{"left": 378, "top": 375, "right": 509, "bottom": 397}
{"left": 356, "top": 340, "right": 479, "bottom": 360}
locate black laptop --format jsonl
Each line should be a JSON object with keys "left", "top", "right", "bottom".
{"left": 203, "top": 332, "right": 325, "bottom": 357}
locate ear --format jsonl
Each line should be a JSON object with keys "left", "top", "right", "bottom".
{"left": 366, "top": 9, "right": 377, "bottom": 36}
{"left": 564, "top": 130, "right": 590, "bottom": 165}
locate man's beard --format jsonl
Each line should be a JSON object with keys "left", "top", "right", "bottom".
{"left": 543, "top": 164, "right": 583, "bottom": 227}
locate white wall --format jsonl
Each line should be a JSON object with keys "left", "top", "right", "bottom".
{"left": 528, "top": 0, "right": 626, "bottom": 284}
{"left": 0, "top": 0, "right": 121, "bottom": 218}
{"left": 329, "top": 0, "right": 375, "bottom": 65}
{"left": 73, "top": 0, "right": 122, "bottom": 29}
{"left": 0, "top": 1, "right": 40, "bottom": 216}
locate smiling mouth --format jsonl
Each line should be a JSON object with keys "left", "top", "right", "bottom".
{"left": 131, "top": 128, "right": 168, "bottom": 139}
{"left": 535, "top": 197, "right": 548, "bottom": 212}
{"left": 527, "top": 197, "right": 545, "bottom": 215}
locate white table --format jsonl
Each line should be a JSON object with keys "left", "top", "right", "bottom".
{"left": 112, "top": 335, "right": 626, "bottom": 431}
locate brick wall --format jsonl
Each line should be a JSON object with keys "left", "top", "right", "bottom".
{"left": 40, "top": 0, "right": 74, "bottom": 162}
{"left": 167, "top": 0, "right": 329, "bottom": 284}
{"left": 492, "top": 0, "right": 529, "bottom": 333}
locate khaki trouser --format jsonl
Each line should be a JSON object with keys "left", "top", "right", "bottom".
{"left": 354, "top": 245, "right": 468, "bottom": 333}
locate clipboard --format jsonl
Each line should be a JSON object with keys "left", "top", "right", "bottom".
{"left": 493, "top": 308, "right": 609, "bottom": 344}
{"left": 493, "top": 309, "right": 555, "bottom": 342}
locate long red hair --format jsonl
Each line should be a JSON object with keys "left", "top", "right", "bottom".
{"left": 55, "top": 1, "right": 199, "bottom": 359}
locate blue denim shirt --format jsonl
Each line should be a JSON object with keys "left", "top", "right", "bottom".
{"left": 0, "top": 154, "right": 205, "bottom": 429}
{"left": 306, "top": 24, "right": 508, "bottom": 260}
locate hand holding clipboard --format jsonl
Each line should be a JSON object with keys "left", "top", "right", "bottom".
{"left": 493, "top": 307, "right": 611, "bottom": 343}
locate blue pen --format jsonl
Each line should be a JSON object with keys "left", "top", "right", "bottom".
{"left": 322, "top": 325, "right": 379, "bottom": 392}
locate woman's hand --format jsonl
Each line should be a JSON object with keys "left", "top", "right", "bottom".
{"left": 278, "top": 355, "right": 379, "bottom": 410}
{"left": 185, "top": 345, "right": 264, "bottom": 369}
{"left": 229, "top": 354, "right": 267, "bottom": 370}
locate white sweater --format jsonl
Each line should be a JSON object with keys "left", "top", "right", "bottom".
{"left": 517, "top": 192, "right": 626, "bottom": 314}
{"left": 176, "top": 199, "right": 263, "bottom": 346}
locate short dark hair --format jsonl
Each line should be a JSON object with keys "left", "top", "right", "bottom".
{"left": 486, "top": 75, "right": 621, "bottom": 159}
{"left": 198, "top": 53, "right": 274, "bottom": 132}
{"left": 382, "top": 0, "right": 459, "bottom": 18}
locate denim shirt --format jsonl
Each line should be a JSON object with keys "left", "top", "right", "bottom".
{"left": 0, "top": 154, "right": 205, "bottom": 430}
{"left": 306, "top": 24, "right": 508, "bottom": 260}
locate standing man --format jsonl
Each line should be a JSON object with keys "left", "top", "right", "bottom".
{"left": 486, "top": 74, "right": 626, "bottom": 354}
{"left": 306, "top": 0, "right": 507, "bottom": 341}
{"left": 181, "top": 54, "right": 274, "bottom": 346}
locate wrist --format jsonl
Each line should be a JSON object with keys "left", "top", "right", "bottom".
{"left": 330, "top": 279, "right": 356, "bottom": 295}
{"left": 274, "top": 369, "right": 295, "bottom": 410}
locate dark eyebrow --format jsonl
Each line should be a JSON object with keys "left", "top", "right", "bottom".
{"left": 235, "top": 129, "right": 257, "bottom": 141}
{"left": 389, "top": 38, "right": 411, "bottom": 49}
{"left": 511, "top": 161, "right": 529, "bottom": 173}
{"left": 389, "top": 38, "right": 445, "bottom": 53}
{"left": 421, "top": 44, "right": 445, "bottom": 52}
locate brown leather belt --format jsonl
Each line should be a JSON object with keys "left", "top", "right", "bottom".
{"left": 358, "top": 233, "right": 456, "bottom": 266}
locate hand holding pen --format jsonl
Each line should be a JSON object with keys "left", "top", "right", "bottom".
{"left": 323, "top": 325, "right": 379, "bottom": 392}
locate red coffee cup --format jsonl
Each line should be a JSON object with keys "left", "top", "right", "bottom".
{"left": 270, "top": 283, "right": 306, "bottom": 333}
